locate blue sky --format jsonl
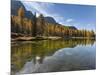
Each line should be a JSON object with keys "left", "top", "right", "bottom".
{"left": 21, "top": 1, "right": 96, "bottom": 31}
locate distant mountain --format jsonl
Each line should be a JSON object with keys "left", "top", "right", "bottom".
{"left": 11, "top": 0, "right": 25, "bottom": 15}
{"left": 25, "top": 11, "right": 34, "bottom": 19}
{"left": 44, "top": 17, "right": 77, "bottom": 30}
{"left": 11, "top": 0, "right": 34, "bottom": 19}
{"left": 44, "top": 17, "right": 57, "bottom": 24}
{"left": 68, "top": 26, "right": 77, "bottom": 30}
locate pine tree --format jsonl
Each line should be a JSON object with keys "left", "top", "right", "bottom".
{"left": 32, "top": 12, "right": 37, "bottom": 36}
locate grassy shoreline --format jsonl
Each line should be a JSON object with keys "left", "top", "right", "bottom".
{"left": 11, "top": 32, "right": 95, "bottom": 41}
{"left": 11, "top": 36, "right": 95, "bottom": 41}
{"left": 11, "top": 36, "right": 62, "bottom": 41}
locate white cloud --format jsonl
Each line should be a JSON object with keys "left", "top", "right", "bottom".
{"left": 66, "top": 19, "right": 74, "bottom": 22}
{"left": 18, "top": 1, "right": 73, "bottom": 25}
{"left": 21, "top": 1, "right": 66, "bottom": 24}
{"left": 87, "top": 24, "right": 92, "bottom": 26}
{"left": 22, "top": 1, "right": 55, "bottom": 16}
{"left": 86, "top": 24, "right": 96, "bottom": 31}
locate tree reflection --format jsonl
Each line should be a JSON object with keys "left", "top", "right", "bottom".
{"left": 11, "top": 39, "right": 95, "bottom": 74}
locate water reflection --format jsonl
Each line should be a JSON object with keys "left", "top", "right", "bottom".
{"left": 11, "top": 39, "right": 95, "bottom": 74}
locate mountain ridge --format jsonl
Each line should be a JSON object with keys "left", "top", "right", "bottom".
{"left": 11, "top": 0, "right": 77, "bottom": 30}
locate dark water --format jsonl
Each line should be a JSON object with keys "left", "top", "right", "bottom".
{"left": 11, "top": 39, "right": 96, "bottom": 75}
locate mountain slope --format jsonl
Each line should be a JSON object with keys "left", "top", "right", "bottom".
{"left": 11, "top": 0, "right": 34, "bottom": 19}
{"left": 44, "top": 17, "right": 57, "bottom": 24}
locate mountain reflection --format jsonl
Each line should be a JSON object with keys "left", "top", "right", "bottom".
{"left": 11, "top": 39, "right": 95, "bottom": 74}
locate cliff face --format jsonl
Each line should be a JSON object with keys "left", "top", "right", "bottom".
{"left": 11, "top": 0, "right": 25, "bottom": 16}
{"left": 11, "top": 0, "right": 34, "bottom": 20}
{"left": 44, "top": 17, "right": 57, "bottom": 24}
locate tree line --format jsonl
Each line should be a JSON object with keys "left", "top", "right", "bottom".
{"left": 11, "top": 7, "right": 95, "bottom": 38}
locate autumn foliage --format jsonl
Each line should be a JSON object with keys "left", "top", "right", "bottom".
{"left": 11, "top": 7, "right": 95, "bottom": 38}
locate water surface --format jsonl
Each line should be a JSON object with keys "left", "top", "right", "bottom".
{"left": 11, "top": 39, "right": 96, "bottom": 75}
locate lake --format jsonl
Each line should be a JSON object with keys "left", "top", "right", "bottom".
{"left": 11, "top": 39, "right": 96, "bottom": 75}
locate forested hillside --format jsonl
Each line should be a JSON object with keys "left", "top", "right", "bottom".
{"left": 11, "top": 1, "right": 95, "bottom": 39}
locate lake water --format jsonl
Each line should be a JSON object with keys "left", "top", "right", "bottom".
{"left": 11, "top": 39, "right": 96, "bottom": 75}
